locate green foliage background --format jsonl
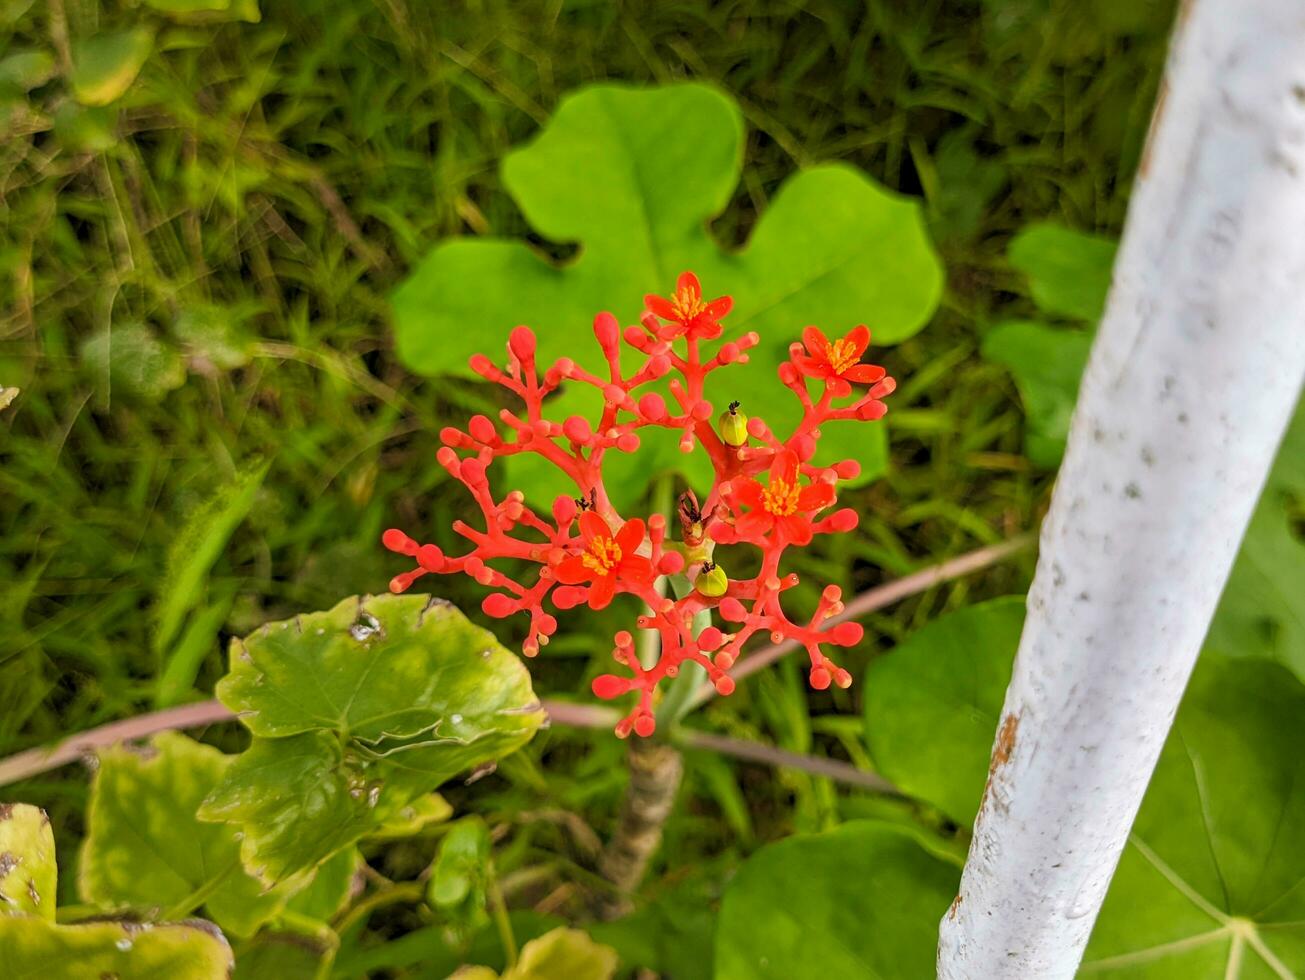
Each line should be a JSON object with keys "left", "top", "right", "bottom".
{"left": 12, "top": 0, "right": 1300, "bottom": 977}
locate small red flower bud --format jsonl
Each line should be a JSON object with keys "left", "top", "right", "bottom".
{"left": 563, "top": 416, "right": 592, "bottom": 442}
{"left": 639, "top": 392, "right": 667, "bottom": 420}
{"left": 827, "top": 508, "right": 859, "bottom": 532}
{"left": 482, "top": 593, "right": 515, "bottom": 618}
{"left": 809, "top": 666, "right": 832, "bottom": 690}
{"left": 719, "top": 597, "right": 747, "bottom": 622}
{"left": 698, "top": 626, "right": 724, "bottom": 651}
{"left": 714, "top": 675, "right": 736, "bottom": 696}
{"left": 690, "top": 400, "right": 713, "bottom": 421}
{"left": 834, "top": 459, "right": 861, "bottom": 480}
{"left": 657, "top": 551, "right": 685, "bottom": 575}
{"left": 416, "top": 544, "right": 445, "bottom": 571}
{"left": 831, "top": 621, "right": 864, "bottom": 645}
{"left": 382, "top": 528, "right": 418, "bottom": 555}
{"left": 857, "top": 400, "right": 887, "bottom": 421}
{"left": 552, "top": 586, "right": 588, "bottom": 610}
{"left": 592, "top": 674, "right": 632, "bottom": 699}
{"left": 440, "top": 427, "right": 464, "bottom": 447}
{"left": 460, "top": 458, "right": 487, "bottom": 486}
{"left": 469, "top": 415, "right": 497, "bottom": 443}
{"left": 508, "top": 325, "right": 536, "bottom": 362}
{"left": 593, "top": 312, "right": 620, "bottom": 352}
{"left": 553, "top": 495, "right": 577, "bottom": 525}
{"left": 389, "top": 570, "right": 421, "bottom": 594}
{"left": 617, "top": 432, "right": 640, "bottom": 453}
{"left": 633, "top": 714, "right": 656, "bottom": 738}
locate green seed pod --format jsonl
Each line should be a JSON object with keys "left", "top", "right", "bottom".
{"left": 696, "top": 561, "right": 729, "bottom": 598}
{"left": 719, "top": 400, "right": 748, "bottom": 447}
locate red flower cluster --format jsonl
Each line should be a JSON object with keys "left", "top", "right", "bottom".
{"left": 384, "top": 274, "right": 896, "bottom": 737}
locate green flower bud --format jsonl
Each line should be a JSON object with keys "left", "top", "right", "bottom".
{"left": 695, "top": 561, "right": 729, "bottom": 598}
{"left": 719, "top": 400, "right": 748, "bottom": 447}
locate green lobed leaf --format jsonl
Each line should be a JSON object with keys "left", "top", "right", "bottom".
{"left": 0, "top": 916, "right": 231, "bottom": 977}
{"left": 215, "top": 594, "right": 539, "bottom": 744}
{"left": 1207, "top": 398, "right": 1305, "bottom": 680}
{"left": 70, "top": 28, "right": 154, "bottom": 106}
{"left": 201, "top": 595, "right": 543, "bottom": 881}
{"left": 1082, "top": 658, "right": 1305, "bottom": 975}
{"left": 80, "top": 732, "right": 294, "bottom": 938}
{"left": 981, "top": 320, "right": 1091, "bottom": 468}
{"left": 1007, "top": 222, "right": 1117, "bottom": 322}
{"left": 714, "top": 821, "right": 960, "bottom": 980}
{"left": 391, "top": 83, "right": 941, "bottom": 502}
{"left": 0, "top": 803, "right": 56, "bottom": 920}
{"left": 863, "top": 596, "right": 1024, "bottom": 828}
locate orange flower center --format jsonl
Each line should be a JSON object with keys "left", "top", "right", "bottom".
{"left": 581, "top": 537, "right": 622, "bottom": 575}
{"left": 670, "top": 286, "right": 707, "bottom": 321}
{"left": 761, "top": 477, "right": 801, "bottom": 517}
{"left": 827, "top": 338, "right": 860, "bottom": 374}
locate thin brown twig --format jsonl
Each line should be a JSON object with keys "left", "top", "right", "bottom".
{"left": 676, "top": 729, "right": 901, "bottom": 795}
{"left": 687, "top": 533, "right": 1037, "bottom": 709}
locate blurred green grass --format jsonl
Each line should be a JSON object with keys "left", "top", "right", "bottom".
{"left": 1, "top": 0, "right": 1174, "bottom": 909}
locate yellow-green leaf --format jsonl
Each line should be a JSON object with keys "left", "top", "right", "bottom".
{"left": 0, "top": 803, "right": 56, "bottom": 921}
{"left": 0, "top": 916, "right": 232, "bottom": 978}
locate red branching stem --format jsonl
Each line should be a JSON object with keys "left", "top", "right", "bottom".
{"left": 384, "top": 272, "right": 895, "bottom": 736}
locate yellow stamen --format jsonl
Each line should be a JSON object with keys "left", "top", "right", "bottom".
{"left": 670, "top": 286, "right": 707, "bottom": 321}
{"left": 761, "top": 478, "right": 801, "bottom": 516}
{"left": 827, "top": 338, "right": 860, "bottom": 374}
{"left": 581, "top": 537, "right": 622, "bottom": 574}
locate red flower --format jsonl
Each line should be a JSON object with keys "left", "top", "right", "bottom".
{"left": 726, "top": 451, "right": 834, "bottom": 545}
{"left": 793, "top": 325, "right": 887, "bottom": 390}
{"left": 644, "top": 271, "right": 733, "bottom": 340}
{"left": 554, "top": 512, "right": 654, "bottom": 609}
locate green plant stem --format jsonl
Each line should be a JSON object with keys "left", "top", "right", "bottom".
{"left": 487, "top": 867, "right": 518, "bottom": 968}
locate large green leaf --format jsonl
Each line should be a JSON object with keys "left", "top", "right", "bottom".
{"left": 80, "top": 732, "right": 292, "bottom": 938}
{"left": 200, "top": 595, "right": 543, "bottom": 881}
{"left": 1207, "top": 399, "right": 1305, "bottom": 680}
{"left": 215, "top": 594, "right": 538, "bottom": 744}
{"left": 0, "top": 803, "right": 56, "bottom": 920}
{"left": 863, "top": 596, "right": 1024, "bottom": 827}
{"left": 714, "top": 821, "right": 960, "bottom": 979}
{"left": 0, "top": 916, "right": 232, "bottom": 978}
{"left": 391, "top": 83, "right": 942, "bottom": 501}
{"left": 1007, "top": 222, "right": 1117, "bottom": 322}
{"left": 981, "top": 320, "right": 1092, "bottom": 468}
{"left": 1082, "top": 658, "right": 1305, "bottom": 976}
{"left": 70, "top": 28, "right": 154, "bottom": 106}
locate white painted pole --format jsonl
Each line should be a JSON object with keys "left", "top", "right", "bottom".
{"left": 937, "top": 1, "right": 1305, "bottom": 976}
